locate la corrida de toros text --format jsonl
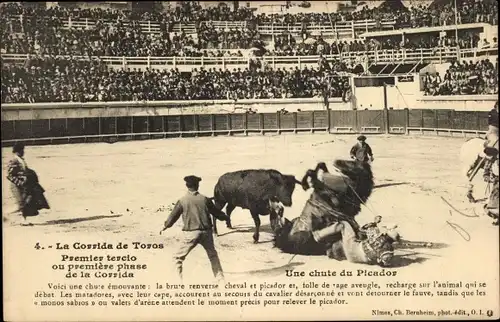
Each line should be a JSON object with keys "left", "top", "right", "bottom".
{"left": 45, "top": 242, "right": 164, "bottom": 279}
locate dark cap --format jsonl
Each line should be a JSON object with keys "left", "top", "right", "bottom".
{"left": 357, "top": 135, "right": 367, "bottom": 141}
{"left": 12, "top": 142, "right": 25, "bottom": 154}
{"left": 184, "top": 175, "right": 202, "bottom": 186}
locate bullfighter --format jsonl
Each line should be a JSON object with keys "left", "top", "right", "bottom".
{"left": 6, "top": 142, "right": 50, "bottom": 225}
{"left": 483, "top": 101, "right": 499, "bottom": 181}
{"left": 163, "top": 175, "right": 229, "bottom": 283}
{"left": 484, "top": 156, "right": 499, "bottom": 226}
{"left": 350, "top": 135, "right": 374, "bottom": 163}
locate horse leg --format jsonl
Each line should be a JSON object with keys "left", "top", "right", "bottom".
{"left": 251, "top": 211, "right": 261, "bottom": 243}
{"left": 226, "top": 203, "right": 236, "bottom": 229}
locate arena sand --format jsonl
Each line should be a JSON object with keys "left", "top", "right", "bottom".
{"left": 2, "top": 134, "right": 499, "bottom": 321}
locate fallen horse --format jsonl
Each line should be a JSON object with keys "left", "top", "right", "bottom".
{"left": 273, "top": 160, "right": 399, "bottom": 267}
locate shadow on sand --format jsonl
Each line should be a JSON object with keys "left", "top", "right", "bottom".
{"left": 219, "top": 223, "right": 279, "bottom": 239}
{"left": 218, "top": 223, "right": 276, "bottom": 236}
{"left": 373, "top": 182, "right": 410, "bottom": 189}
{"left": 395, "top": 239, "right": 449, "bottom": 250}
{"left": 217, "top": 227, "right": 254, "bottom": 237}
{"left": 388, "top": 239, "right": 449, "bottom": 268}
{"left": 225, "top": 262, "right": 305, "bottom": 277}
{"left": 390, "top": 253, "right": 430, "bottom": 268}
{"left": 33, "top": 214, "right": 123, "bottom": 226}
{"left": 220, "top": 225, "right": 448, "bottom": 269}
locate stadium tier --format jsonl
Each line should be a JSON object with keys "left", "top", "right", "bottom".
{"left": 1, "top": 0, "right": 497, "bottom": 27}
{"left": 1, "top": 0, "right": 498, "bottom": 103}
{"left": 1, "top": 56, "right": 352, "bottom": 103}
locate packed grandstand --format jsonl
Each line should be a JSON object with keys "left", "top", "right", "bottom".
{"left": 1, "top": 0, "right": 498, "bottom": 103}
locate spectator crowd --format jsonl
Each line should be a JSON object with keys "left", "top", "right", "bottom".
{"left": 1, "top": 19, "right": 199, "bottom": 57}
{"left": 197, "top": 23, "right": 263, "bottom": 50}
{"left": 4, "top": 0, "right": 492, "bottom": 28}
{"left": 1, "top": 56, "right": 351, "bottom": 103}
{"left": 423, "top": 58, "right": 498, "bottom": 95}
{"left": 265, "top": 31, "right": 487, "bottom": 57}
{"left": 1, "top": 0, "right": 498, "bottom": 102}
{"left": 0, "top": 2, "right": 256, "bottom": 25}
{"left": 1, "top": 0, "right": 498, "bottom": 57}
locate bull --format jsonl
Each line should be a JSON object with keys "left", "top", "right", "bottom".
{"left": 212, "top": 169, "right": 302, "bottom": 243}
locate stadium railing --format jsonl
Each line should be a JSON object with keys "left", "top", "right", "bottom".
{"left": 6, "top": 15, "right": 196, "bottom": 34}
{"left": 6, "top": 15, "right": 395, "bottom": 36}
{"left": 199, "top": 21, "right": 248, "bottom": 30}
{"left": 2, "top": 47, "right": 497, "bottom": 69}
{"left": 256, "top": 20, "right": 396, "bottom": 38}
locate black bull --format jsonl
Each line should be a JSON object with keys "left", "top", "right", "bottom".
{"left": 211, "top": 169, "right": 302, "bottom": 243}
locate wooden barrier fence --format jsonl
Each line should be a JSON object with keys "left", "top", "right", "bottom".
{"left": 0, "top": 109, "right": 489, "bottom": 147}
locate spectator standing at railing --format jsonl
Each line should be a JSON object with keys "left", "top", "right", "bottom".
{"left": 318, "top": 55, "right": 330, "bottom": 73}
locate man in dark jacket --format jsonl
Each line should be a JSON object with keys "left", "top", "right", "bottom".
{"left": 350, "top": 135, "right": 374, "bottom": 163}
{"left": 6, "top": 142, "right": 50, "bottom": 224}
{"left": 163, "top": 175, "right": 229, "bottom": 282}
{"left": 484, "top": 157, "right": 499, "bottom": 226}
{"left": 486, "top": 101, "right": 498, "bottom": 142}
{"left": 483, "top": 101, "right": 499, "bottom": 181}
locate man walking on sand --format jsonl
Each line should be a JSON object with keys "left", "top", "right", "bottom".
{"left": 350, "top": 135, "right": 374, "bottom": 163}
{"left": 162, "top": 175, "right": 229, "bottom": 283}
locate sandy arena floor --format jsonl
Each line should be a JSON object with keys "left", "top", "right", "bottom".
{"left": 2, "top": 134, "right": 499, "bottom": 320}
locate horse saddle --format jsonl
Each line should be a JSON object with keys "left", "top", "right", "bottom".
{"left": 320, "top": 172, "right": 350, "bottom": 194}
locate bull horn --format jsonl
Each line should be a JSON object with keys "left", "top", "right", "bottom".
{"left": 295, "top": 178, "right": 302, "bottom": 185}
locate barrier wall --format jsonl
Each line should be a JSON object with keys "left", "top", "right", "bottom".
{"left": 1, "top": 98, "right": 350, "bottom": 121}
{"left": 1, "top": 104, "right": 490, "bottom": 146}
